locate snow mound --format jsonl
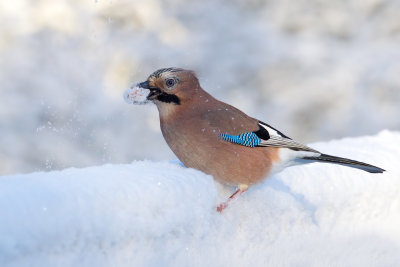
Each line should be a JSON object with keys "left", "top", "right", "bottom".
{"left": 1, "top": 130, "right": 400, "bottom": 267}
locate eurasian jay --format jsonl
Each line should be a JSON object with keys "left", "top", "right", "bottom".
{"left": 124, "top": 67, "right": 385, "bottom": 212}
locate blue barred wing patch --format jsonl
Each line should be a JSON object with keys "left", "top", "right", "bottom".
{"left": 218, "top": 132, "right": 261, "bottom": 147}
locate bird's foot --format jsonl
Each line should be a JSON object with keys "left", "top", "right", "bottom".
{"left": 217, "top": 202, "right": 229, "bottom": 213}
{"left": 216, "top": 185, "right": 248, "bottom": 213}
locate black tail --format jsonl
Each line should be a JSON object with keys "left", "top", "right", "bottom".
{"left": 302, "top": 153, "right": 385, "bottom": 173}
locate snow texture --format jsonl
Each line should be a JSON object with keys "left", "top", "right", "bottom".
{"left": 1, "top": 130, "right": 400, "bottom": 267}
{"left": 123, "top": 83, "right": 150, "bottom": 105}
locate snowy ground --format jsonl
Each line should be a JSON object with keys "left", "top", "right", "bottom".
{"left": 1, "top": 130, "right": 399, "bottom": 267}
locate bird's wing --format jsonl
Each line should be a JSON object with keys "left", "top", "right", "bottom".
{"left": 201, "top": 102, "right": 262, "bottom": 134}
{"left": 219, "top": 120, "right": 319, "bottom": 153}
{"left": 200, "top": 102, "right": 318, "bottom": 153}
{"left": 255, "top": 121, "right": 319, "bottom": 152}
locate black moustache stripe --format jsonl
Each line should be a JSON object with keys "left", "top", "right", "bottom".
{"left": 156, "top": 92, "right": 181, "bottom": 105}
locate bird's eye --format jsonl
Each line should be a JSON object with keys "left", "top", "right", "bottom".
{"left": 166, "top": 78, "right": 176, "bottom": 88}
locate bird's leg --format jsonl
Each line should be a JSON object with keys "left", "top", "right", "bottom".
{"left": 217, "top": 184, "right": 248, "bottom": 212}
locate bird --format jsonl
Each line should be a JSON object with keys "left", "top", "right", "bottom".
{"left": 124, "top": 67, "right": 385, "bottom": 212}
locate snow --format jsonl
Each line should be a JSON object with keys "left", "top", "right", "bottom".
{"left": 123, "top": 83, "right": 150, "bottom": 105}
{"left": 1, "top": 130, "right": 400, "bottom": 267}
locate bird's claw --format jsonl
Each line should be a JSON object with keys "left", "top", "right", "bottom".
{"left": 217, "top": 202, "right": 228, "bottom": 213}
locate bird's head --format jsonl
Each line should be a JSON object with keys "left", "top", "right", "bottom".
{"left": 124, "top": 68, "right": 201, "bottom": 107}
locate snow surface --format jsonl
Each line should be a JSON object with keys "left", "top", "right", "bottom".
{"left": 1, "top": 130, "right": 400, "bottom": 267}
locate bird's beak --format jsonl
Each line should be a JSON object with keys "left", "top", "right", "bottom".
{"left": 138, "top": 81, "right": 150, "bottom": 89}
{"left": 138, "top": 81, "right": 162, "bottom": 100}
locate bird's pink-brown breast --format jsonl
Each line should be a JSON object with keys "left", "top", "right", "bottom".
{"left": 159, "top": 97, "right": 280, "bottom": 186}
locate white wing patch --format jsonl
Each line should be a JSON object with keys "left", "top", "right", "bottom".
{"left": 259, "top": 136, "right": 319, "bottom": 152}
{"left": 257, "top": 122, "right": 319, "bottom": 153}
{"left": 259, "top": 123, "right": 281, "bottom": 137}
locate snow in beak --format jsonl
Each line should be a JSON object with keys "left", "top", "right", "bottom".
{"left": 123, "top": 83, "right": 151, "bottom": 105}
